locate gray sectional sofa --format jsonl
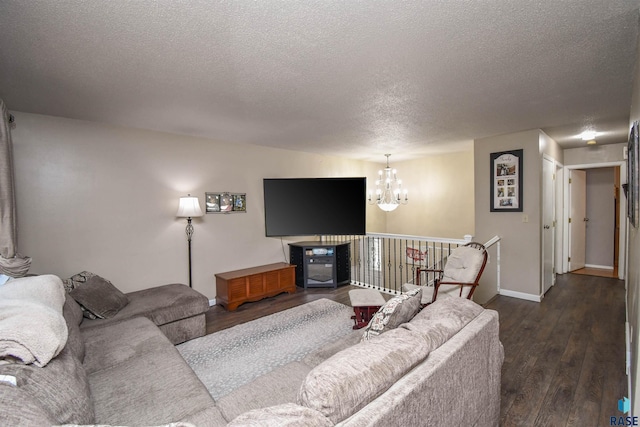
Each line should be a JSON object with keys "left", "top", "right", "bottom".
{"left": 0, "top": 275, "right": 503, "bottom": 426}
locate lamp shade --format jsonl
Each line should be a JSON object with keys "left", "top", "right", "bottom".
{"left": 176, "top": 195, "right": 203, "bottom": 218}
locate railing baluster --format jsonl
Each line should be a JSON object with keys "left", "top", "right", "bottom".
{"left": 318, "top": 233, "right": 499, "bottom": 297}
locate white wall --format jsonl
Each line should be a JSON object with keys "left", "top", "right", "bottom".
{"left": 474, "top": 130, "right": 541, "bottom": 298}
{"left": 11, "top": 112, "right": 475, "bottom": 300}
{"left": 11, "top": 112, "right": 380, "bottom": 298}
{"left": 473, "top": 129, "right": 562, "bottom": 301}
{"left": 627, "top": 29, "right": 640, "bottom": 416}
{"left": 564, "top": 143, "right": 627, "bottom": 166}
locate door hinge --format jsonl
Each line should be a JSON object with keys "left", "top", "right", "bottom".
{"left": 553, "top": 173, "right": 556, "bottom": 180}
{"left": 569, "top": 178, "right": 572, "bottom": 184}
{"left": 568, "top": 256, "right": 571, "bottom": 262}
{"left": 568, "top": 218, "right": 572, "bottom": 223}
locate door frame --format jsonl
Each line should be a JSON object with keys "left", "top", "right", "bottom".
{"left": 568, "top": 169, "right": 587, "bottom": 272}
{"left": 541, "top": 155, "right": 558, "bottom": 295}
{"left": 562, "top": 161, "right": 626, "bottom": 279}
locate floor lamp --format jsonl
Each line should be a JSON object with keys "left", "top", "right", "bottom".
{"left": 176, "top": 194, "right": 203, "bottom": 288}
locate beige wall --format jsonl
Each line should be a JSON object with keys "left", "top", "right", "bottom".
{"left": 11, "top": 112, "right": 474, "bottom": 301}
{"left": 474, "top": 129, "right": 544, "bottom": 299}
{"left": 381, "top": 151, "right": 475, "bottom": 239}
{"left": 628, "top": 30, "right": 640, "bottom": 416}
{"left": 11, "top": 112, "right": 380, "bottom": 299}
{"left": 564, "top": 142, "right": 627, "bottom": 166}
{"left": 540, "top": 130, "right": 564, "bottom": 163}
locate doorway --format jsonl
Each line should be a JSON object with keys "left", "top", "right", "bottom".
{"left": 564, "top": 162, "right": 626, "bottom": 279}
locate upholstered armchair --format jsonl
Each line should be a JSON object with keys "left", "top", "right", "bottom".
{"left": 403, "top": 242, "right": 488, "bottom": 306}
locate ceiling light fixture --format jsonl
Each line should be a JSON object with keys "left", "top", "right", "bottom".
{"left": 368, "top": 154, "right": 408, "bottom": 212}
{"left": 580, "top": 130, "right": 597, "bottom": 141}
{"left": 579, "top": 130, "right": 598, "bottom": 145}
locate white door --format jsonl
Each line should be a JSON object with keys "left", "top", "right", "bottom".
{"left": 569, "top": 170, "right": 587, "bottom": 271}
{"left": 542, "top": 157, "right": 555, "bottom": 293}
{"left": 555, "top": 165, "right": 565, "bottom": 274}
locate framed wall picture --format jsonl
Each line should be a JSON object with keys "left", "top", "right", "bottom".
{"left": 205, "top": 193, "right": 221, "bottom": 213}
{"left": 233, "top": 194, "right": 246, "bottom": 212}
{"left": 206, "top": 192, "right": 247, "bottom": 214}
{"left": 490, "top": 149, "right": 523, "bottom": 212}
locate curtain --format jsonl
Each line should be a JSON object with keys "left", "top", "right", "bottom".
{"left": 0, "top": 99, "right": 31, "bottom": 277}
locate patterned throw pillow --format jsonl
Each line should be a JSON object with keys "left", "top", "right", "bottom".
{"left": 362, "top": 288, "right": 422, "bottom": 341}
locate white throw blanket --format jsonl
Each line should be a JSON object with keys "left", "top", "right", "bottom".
{"left": 0, "top": 274, "right": 68, "bottom": 367}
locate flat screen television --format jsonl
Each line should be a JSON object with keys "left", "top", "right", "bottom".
{"left": 263, "top": 177, "right": 367, "bottom": 236}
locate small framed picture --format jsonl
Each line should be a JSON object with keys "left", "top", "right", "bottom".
{"left": 220, "top": 193, "right": 234, "bottom": 212}
{"left": 490, "top": 149, "right": 523, "bottom": 212}
{"left": 233, "top": 194, "right": 246, "bottom": 212}
{"left": 205, "top": 193, "right": 221, "bottom": 213}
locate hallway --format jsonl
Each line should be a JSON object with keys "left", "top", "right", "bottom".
{"left": 489, "top": 273, "right": 626, "bottom": 426}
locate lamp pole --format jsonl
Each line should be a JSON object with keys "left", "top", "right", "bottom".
{"left": 176, "top": 194, "right": 203, "bottom": 289}
{"left": 186, "top": 216, "right": 194, "bottom": 288}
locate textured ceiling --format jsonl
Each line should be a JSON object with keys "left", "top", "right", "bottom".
{"left": 0, "top": 1, "right": 638, "bottom": 162}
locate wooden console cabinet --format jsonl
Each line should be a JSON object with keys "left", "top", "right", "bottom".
{"left": 215, "top": 262, "right": 296, "bottom": 311}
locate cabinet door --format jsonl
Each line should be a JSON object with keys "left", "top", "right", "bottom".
{"left": 280, "top": 268, "right": 295, "bottom": 290}
{"left": 228, "top": 278, "right": 247, "bottom": 302}
{"left": 264, "top": 270, "right": 281, "bottom": 292}
{"left": 247, "top": 274, "right": 265, "bottom": 297}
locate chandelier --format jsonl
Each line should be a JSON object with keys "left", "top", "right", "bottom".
{"left": 368, "top": 154, "right": 408, "bottom": 212}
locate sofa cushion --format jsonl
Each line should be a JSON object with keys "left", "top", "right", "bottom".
{"left": 228, "top": 403, "right": 333, "bottom": 427}
{"left": 217, "top": 361, "right": 312, "bottom": 422}
{"left": 0, "top": 345, "right": 94, "bottom": 425}
{"left": 361, "top": 288, "right": 421, "bottom": 341}
{"left": 80, "top": 283, "right": 209, "bottom": 331}
{"left": 63, "top": 295, "right": 86, "bottom": 363}
{"left": 179, "top": 406, "right": 228, "bottom": 427}
{"left": 302, "top": 329, "right": 363, "bottom": 368}
{"left": 85, "top": 317, "right": 215, "bottom": 425}
{"left": 68, "top": 274, "right": 129, "bottom": 319}
{"left": 298, "top": 326, "right": 430, "bottom": 424}
{"left": 0, "top": 382, "right": 56, "bottom": 426}
{"left": 403, "top": 296, "right": 484, "bottom": 352}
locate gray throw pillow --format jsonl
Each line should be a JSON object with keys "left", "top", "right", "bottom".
{"left": 63, "top": 271, "right": 99, "bottom": 319}
{"left": 361, "top": 288, "right": 422, "bottom": 341}
{"left": 68, "top": 274, "right": 129, "bottom": 319}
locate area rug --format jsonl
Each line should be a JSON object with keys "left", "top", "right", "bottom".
{"left": 177, "top": 298, "right": 354, "bottom": 399}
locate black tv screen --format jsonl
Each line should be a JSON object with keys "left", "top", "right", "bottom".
{"left": 263, "top": 178, "right": 367, "bottom": 236}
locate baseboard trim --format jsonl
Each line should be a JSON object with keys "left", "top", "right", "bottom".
{"left": 585, "top": 264, "right": 614, "bottom": 270}
{"left": 208, "top": 298, "right": 216, "bottom": 307}
{"left": 499, "top": 289, "right": 542, "bottom": 303}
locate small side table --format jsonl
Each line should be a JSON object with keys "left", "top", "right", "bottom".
{"left": 348, "top": 289, "right": 386, "bottom": 329}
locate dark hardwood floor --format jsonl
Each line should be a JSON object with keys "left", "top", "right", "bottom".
{"left": 204, "top": 273, "right": 627, "bottom": 426}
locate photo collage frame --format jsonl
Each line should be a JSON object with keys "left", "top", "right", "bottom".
{"left": 205, "top": 192, "right": 246, "bottom": 214}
